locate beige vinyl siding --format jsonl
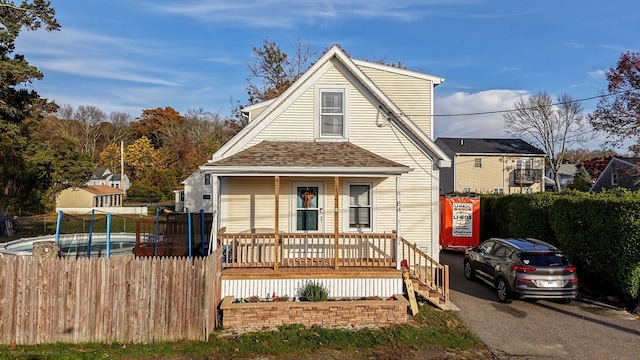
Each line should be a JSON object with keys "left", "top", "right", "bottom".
{"left": 248, "top": 105, "right": 268, "bottom": 121}
{"left": 357, "top": 65, "right": 433, "bottom": 138}
{"left": 57, "top": 188, "right": 95, "bottom": 208}
{"left": 454, "top": 155, "right": 545, "bottom": 194}
{"left": 226, "top": 60, "right": 438, "bottom": 249}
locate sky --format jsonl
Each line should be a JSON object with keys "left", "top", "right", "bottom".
{"left": 15, "top": 0, "right": 640, "bottom": 150}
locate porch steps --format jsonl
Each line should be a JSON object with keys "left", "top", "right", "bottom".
{"left": 412, "top": 280, "right": 460, "bottom": 311}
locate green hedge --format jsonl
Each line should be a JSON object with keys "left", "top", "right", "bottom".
{"left": 478, "top": 190, "right": 640, "bottom": 308}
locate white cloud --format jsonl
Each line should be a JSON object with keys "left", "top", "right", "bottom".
{"left": 434, "top": 89, "right": 529, "bottom": 138}
{"left": 145, "top": 0, "right": 439, "bottom": 27}
{"left": 588, "top": 69, "right": 606, "bottom": 79}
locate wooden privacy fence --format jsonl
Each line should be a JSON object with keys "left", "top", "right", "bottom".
{"left": 0, "top": 251, "right": 222, "bottom": 345}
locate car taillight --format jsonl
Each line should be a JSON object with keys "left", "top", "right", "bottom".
{"left": 569, "top": 277, "right": 578, "bottom": 283}
{"left": 511, "top": 264, "right": 536, "bottom": 272}
{"left": 566, "top": 265, "right": 576, "bottom": 273}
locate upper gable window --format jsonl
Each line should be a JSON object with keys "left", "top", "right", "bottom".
{"left": 316, "top": 86, "right": 348, "bottom": 139}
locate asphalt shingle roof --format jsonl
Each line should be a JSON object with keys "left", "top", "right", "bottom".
{"left": 209, "top": 141, "right": 407, "bottom": 169}
{"left": 436, "top": 138, "right": 545, "bottom": 155}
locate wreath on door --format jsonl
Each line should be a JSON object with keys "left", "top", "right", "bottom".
{"left": 300, "top": 189, "right": 316, "bottom": 208}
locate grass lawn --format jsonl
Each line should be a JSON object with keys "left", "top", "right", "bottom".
{"left": 0, "top": 304, "right": 489, "bottom": 359}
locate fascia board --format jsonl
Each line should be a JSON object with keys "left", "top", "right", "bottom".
{"left": 351, "top": 59, "right": 445, "bottom": 85}
{"left": 199, "top": 165, "right": 411, "bottom": 177}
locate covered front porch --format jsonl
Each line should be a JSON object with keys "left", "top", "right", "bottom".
{"left": 202, "top": 141, "right": 452, "bottom": 308}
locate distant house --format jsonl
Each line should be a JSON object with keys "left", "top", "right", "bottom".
{"left": 545, "top": 163, "right": 579, "bottom": 192}
{"left": 57, "top": 185, "right": 124, "bottom": 209}
{"left": 435, "top": 137, "right": 546, "bottom": 195}
{"left": 590, "top": 157, "right": 640, "bottom": 192}
{"left": 87, "top": 168, "right": 130, "bottom": 191}
{"left": 174, "top": 170, "right": 213, "bottom": 213}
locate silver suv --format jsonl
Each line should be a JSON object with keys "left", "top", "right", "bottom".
{"left": 463, "top": 237, "right": 578, "bottom": 303}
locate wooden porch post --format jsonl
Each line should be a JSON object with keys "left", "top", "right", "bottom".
{"left": 334, "top": 176, "right": 339, "bottom": 270}
{"left": 274, "top": 176, "right": 280, "bottom": 270}
{"left": 396, "top": 176, "right": 402, "bottom": 270}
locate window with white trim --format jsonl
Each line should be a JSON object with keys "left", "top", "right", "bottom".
{"left": 349, "top": 184, "right": 371, "bottom": 229}
{"left": 204, "top": 174, "right": 211, "bottom": 185}
{"left": 474, "top": 158, "right": 482, "bottom": 168}
{"left": 317, "top": 87, "right": 347, "bottom": 138}
{"left": 516, "top": 159, "right": 533, "bottom": 169}
{"left": 493, "top": 188, "right": 504, "bottom": 194}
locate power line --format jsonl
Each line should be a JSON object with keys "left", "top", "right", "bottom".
{"left": 400, "top": 91, "right": 636, "bottom": 118}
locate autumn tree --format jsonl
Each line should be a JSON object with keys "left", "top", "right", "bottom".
{"left": 504, "top": 92, "right": 591, "bottom": 192}
{"left": 99, "top": 143, "right": 122, "bottom": 171}
{"left": 131, "top": 106, "right": 185, "bottom": 149}
{"left": 0, "top": 1, "right": 60, "bottom": 215}
{"left": 589, "top": 51, "right": 640, "bottom": 152}
{"left": 125, "top": 136, "right": 161, "bottom": 181}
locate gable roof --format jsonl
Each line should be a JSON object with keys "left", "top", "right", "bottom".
{"left": 210, "top": 45, "right": 450, "bottom": 168}
{"left": 82, "top": 185, "right": 124, "bottom": 195}
{"left": 590, "top": 156, "right": 640, "bottom": 192}
{"left": 436, "top": 138, "right": 545, "bottom": 156}
{"left": 91, "top": 168, "right": 111, "bottom": 180}
{"left": 204, "top": 141, "right": 410, "bottom": 176}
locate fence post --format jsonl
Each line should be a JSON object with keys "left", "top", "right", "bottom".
{"left": 106, "top": 213, "right": 112, "bottom": 258}
{"left": 55, "top": 210, "right": 63, "bottom": 247}
{"left": 188, "top": 211, "right": 193, "bottom": 258}
{"left": 87, "top": 209, "right": 95, "bottom": 258}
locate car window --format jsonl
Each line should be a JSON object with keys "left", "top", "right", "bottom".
{"left": 491, "top": 244, "right": 507, "bottom": 258}
{"left": 479, "top": 241, "right": 494, "bottom": 253}
{"left": 520, "top": 252, "right": 568, "bottom": 266}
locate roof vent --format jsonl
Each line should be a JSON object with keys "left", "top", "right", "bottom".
{"left": 460, "top": 139, "right": 464, "bottom": 146}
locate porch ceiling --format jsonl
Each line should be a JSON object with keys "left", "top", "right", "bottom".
{"left": 201, "top": 141, "right": 411, "bottom": 176}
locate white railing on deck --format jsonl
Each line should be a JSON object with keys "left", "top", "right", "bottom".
{"left": 218, "top": 231, "right": 397, "bottom": 269}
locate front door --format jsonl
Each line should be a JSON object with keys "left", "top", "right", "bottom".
{"left": 292, "top": 182, "right": 324, "bottom": 232}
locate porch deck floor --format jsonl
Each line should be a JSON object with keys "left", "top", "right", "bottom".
{"left": 221, "top": 266, "right": 403, "bottom": 280}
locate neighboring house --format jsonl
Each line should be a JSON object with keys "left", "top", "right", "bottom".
{"left": 176, "top": 170, "right": 213, "bottom": 213}
{"left": 57, "top": 185, "right": 125, "bottom": 210}
{"left": 590, "top": 157, "right": 640, "bottom": 192}
{"left": 545, "top": 163, "right": 579, "bottom": 192}
{"left": 435, "top": 138, "right": 546, "bottom": 195}
{"left": 174, "top": 45, "right": 458, "bottom": 307}
{"left": 87, "top": 168, "right": 130, "bottom": 191}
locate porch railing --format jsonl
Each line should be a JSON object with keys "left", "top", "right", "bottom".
{"left": 400, "top": 239, "right": 450, "bottom": 305}
{"left": 218, "top": 230, "right": 397, "bottom": 269}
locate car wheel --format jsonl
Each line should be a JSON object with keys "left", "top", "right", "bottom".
{"left": 463, "top": 259, "right": 475, "bottom": 280}
{"left": 496, "top": 277, "right": 512, "bottom": 303}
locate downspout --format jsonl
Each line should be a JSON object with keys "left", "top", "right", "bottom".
{"left": 396, "top": 177, "right": 402, "bottom": 270}
{"left": 431, "top": 165, "right": 441, "bottom": 263}
{"left": 334, "top": 176, "right": 339, "bottom": 270}
{"left": 274, "top": 176, "right": 280, "bottom": 270}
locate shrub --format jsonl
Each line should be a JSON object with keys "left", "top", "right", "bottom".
{"left": 301, "top": 281, "right": 329, "bottom": 302}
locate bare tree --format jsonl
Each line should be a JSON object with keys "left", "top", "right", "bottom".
{"left": 73, "top": 105, "right": 107, "bottom": 160}
{"left": 504, "top": 92, "right": 591, "bottom": 192}
{"left": 245, "top": 37, "right": 316, "bottom": 104}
